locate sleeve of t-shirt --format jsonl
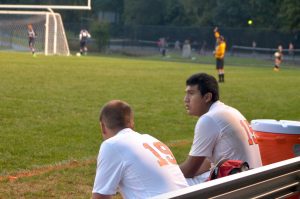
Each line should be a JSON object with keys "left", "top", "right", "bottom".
{"left": 189, "top": 115, "right": 220, "bottom": 157}
{"left": 92, "top": 142, "right": 124, "bottom": 195}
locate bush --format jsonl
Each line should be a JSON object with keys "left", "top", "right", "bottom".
{"left": 90, "top": 21, "right": 110, "bottom": 52}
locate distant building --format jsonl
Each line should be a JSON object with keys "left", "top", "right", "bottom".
{"left": 97, "top": 11, "right": 120, "bottom": 24}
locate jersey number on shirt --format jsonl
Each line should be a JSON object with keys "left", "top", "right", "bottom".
{"left": 143, "top": 142, "right": 177, "bottom": 166}
{"left": 240, "top": 120, "right": 258, "bottom": 145}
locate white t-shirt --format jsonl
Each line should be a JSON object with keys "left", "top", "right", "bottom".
{"left": 93, "top": 128, "right": 188, "bottom": 199}
{"left": 189, "top": 101, "right": 262, "bottom": 169}
{"left": 79, "top": 30, "right": 91, "bottom": 40}
{"left": 28, "top": 29, "right": 36, "bottom": 38}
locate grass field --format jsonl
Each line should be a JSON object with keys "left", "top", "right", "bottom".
{"left": 0, "top": 52, "right": 299, "bottom": 198}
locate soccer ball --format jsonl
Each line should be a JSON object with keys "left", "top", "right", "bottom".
{"left": 76, "top": 52, "right": 81, "bottom": 57}
{"left": 274, "top": 52, "right": 280, "bottom": 57}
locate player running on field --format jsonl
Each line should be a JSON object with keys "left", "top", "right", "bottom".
{"left": 274, "top": 45, "right": 283, "bottom": 72}
{"left": 79, "top": 29, "right": 91, "bottom": 55}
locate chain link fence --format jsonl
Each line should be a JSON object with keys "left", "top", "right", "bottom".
{"left": 65, "top": 23, "right": 300, "bottom": 61}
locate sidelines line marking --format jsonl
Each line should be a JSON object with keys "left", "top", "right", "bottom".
{"left": 0, "top": 139, "right": 192, "bottom": 182}
{"left": 167, "top": 139, "right": 192, "bottom": 147}
{"left": 0, "top": 159, "right": 95, "bottom": 182}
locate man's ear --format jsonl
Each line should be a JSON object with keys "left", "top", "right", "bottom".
{"left": 130, "top": 119, "right": 135, "bottom": 130}
{"left": 100, "top": 121, "right": 107, "bottom": 135}
{"left": 204, "top": 92, "right": 213, "bottom": 103}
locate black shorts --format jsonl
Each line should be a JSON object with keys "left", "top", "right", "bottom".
{"left": 216, "top": 58, "right": 224, "bottom": 69}
{"left": 80, "top": 40, "right": 87, "bottom": 48}
{"left": 29, "top": 37, "right": 35, "bottom": 46}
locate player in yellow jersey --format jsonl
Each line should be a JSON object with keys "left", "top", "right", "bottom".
{"left": 214, "top": 36, "right": 226, "bottom": 82}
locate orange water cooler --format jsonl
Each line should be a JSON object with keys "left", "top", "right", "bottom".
{"left": 251, "top": 119, "right": 300, "bottom": 166}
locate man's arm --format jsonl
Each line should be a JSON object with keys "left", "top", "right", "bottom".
{"left": 92, "top": 193, "right": 112, "bottom": 199}
{"left": 180, "top": 156, "right": 210, "bottom": 178}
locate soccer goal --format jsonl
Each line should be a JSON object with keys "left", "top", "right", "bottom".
{"left": 0, "top": 10, "right": 70, "bottom": 56}
{"left": 0, "top": 0, "right": 91, "bottom": 56}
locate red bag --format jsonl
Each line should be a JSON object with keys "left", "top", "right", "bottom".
{"left": 208, "top": 159, "right": 249, "bottom": 181}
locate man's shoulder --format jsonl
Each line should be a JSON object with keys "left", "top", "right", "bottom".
{"left": 207, "top": 102, "right": 241, "bottom": 118}
{"left": 141, "top": 133, "right": 156, "bottom": 139}
{"left": 100, "top": 134, "right": 132, "bottom": 156}
{"left": 197, "top": 112, "right": 218, "bottom": 127}
{"left": 104, "top": 129, "right": 142, "bottom": 145}
{"left": 102, "top": 132, "right": 129, "bottom": 145}
{"left": 210, "top": 103, "right": 245, "bottom": 122}
{"left": 208, "top": 101, "right": 225, "bottom": 111}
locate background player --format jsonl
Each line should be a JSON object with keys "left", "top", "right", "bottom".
{"left": 180, "top": 73, "right": 262, "bottom": 185}
{"left": 27, "top": 24, "right": 36, "bottom": 55}
{"left": 274, "top": 45, "right": 283, "bottom": 71}
{"left": 214, "top": 36, "right": 226, "bottom": 82}
{"left": 92, "top": 100, "right": 188, "bottom": 199}
{"left": 79, "top": 29, "right": 91, "bottom": 55}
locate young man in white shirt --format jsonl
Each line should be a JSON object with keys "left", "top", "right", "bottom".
{"left": 79, "top": 29, "right": 91, "bottom": 55}
{"left": 92, "top": 100, "right": 188, "bottom": 199}
{"left": 180, "top": 73, "right": 262, "bottom": 185}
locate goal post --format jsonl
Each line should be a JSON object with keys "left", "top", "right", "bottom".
{"left": 0, "top": 0, "right": 91, "bottom": 56}
{"left": 0, "top": 10, "right": 70, "bottom": 56}
{"left": 0, "top": 0, "right": 91, "bottom": 10}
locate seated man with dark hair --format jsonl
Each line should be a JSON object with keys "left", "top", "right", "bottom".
{"left": 180, "top": 73, "right": 262, "bottom": 185}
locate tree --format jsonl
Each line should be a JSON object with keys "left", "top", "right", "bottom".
{"left": 123, "top": 0, "right": 166, "bottom": 25}
{"left": 164, "top": 0, "right": 187, "bottom": 26}
{"left": 93, "top": 0, "right": 124, "bottom": 15}
{"left": 279, "top": 0, "right": 300, "bottom": 31}
{"left": 213, "top": 0, "right": 251, "bottom": 27}
{"left": 1, "top": 0, "right": 299, "bottom": 32}
{"left": 90, "top": 21, "right": 110, "bottom": 51}
{"left": 194, "top": 0, "right": 217, "bottom": 26}
{"left": 248, "top": 0, "right": 281, "bottom": 29}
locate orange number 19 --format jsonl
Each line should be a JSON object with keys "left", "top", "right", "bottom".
{"left": 143, "top": 142, "right": 177, "bottom": 166}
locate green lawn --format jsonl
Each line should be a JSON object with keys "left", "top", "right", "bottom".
{"left": 0, "top": 52, "right": 299, "bottom": 198}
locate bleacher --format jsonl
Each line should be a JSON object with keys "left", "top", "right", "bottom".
{"left": 151, "top": 157, "right": 300, "bottom": 199}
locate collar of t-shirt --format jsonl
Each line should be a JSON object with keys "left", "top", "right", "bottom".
{"left": 209, "top": 100, "right": 224, "bottom": 112}
{"left": 116, "top": 128, "right": 132, "bottom": 136}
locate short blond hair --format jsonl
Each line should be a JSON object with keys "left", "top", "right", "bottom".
{"left": 99, "top": 100, "right": 133, "bottom": 130}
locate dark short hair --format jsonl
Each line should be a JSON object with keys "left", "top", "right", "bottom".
{"left": 186, "top": 73, "right": 219, "bottom": 102}
{"left": 99, "top": 100, "right": 133, "bottom": 130}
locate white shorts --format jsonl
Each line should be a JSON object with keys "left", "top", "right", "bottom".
{"left": 185, "top": 171, "right": 210, "bottom": 186}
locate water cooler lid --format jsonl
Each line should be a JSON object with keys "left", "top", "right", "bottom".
{"left": 251, "top": 119, "right": 300, "bottom": 134}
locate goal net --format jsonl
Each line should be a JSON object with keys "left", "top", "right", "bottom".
{"left": 0, "top": 10, "right": 70, "bottom": 56}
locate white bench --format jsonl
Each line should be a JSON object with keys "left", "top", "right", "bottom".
{"left": 151, "top": 157, "right": 300, "bottom": 199}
